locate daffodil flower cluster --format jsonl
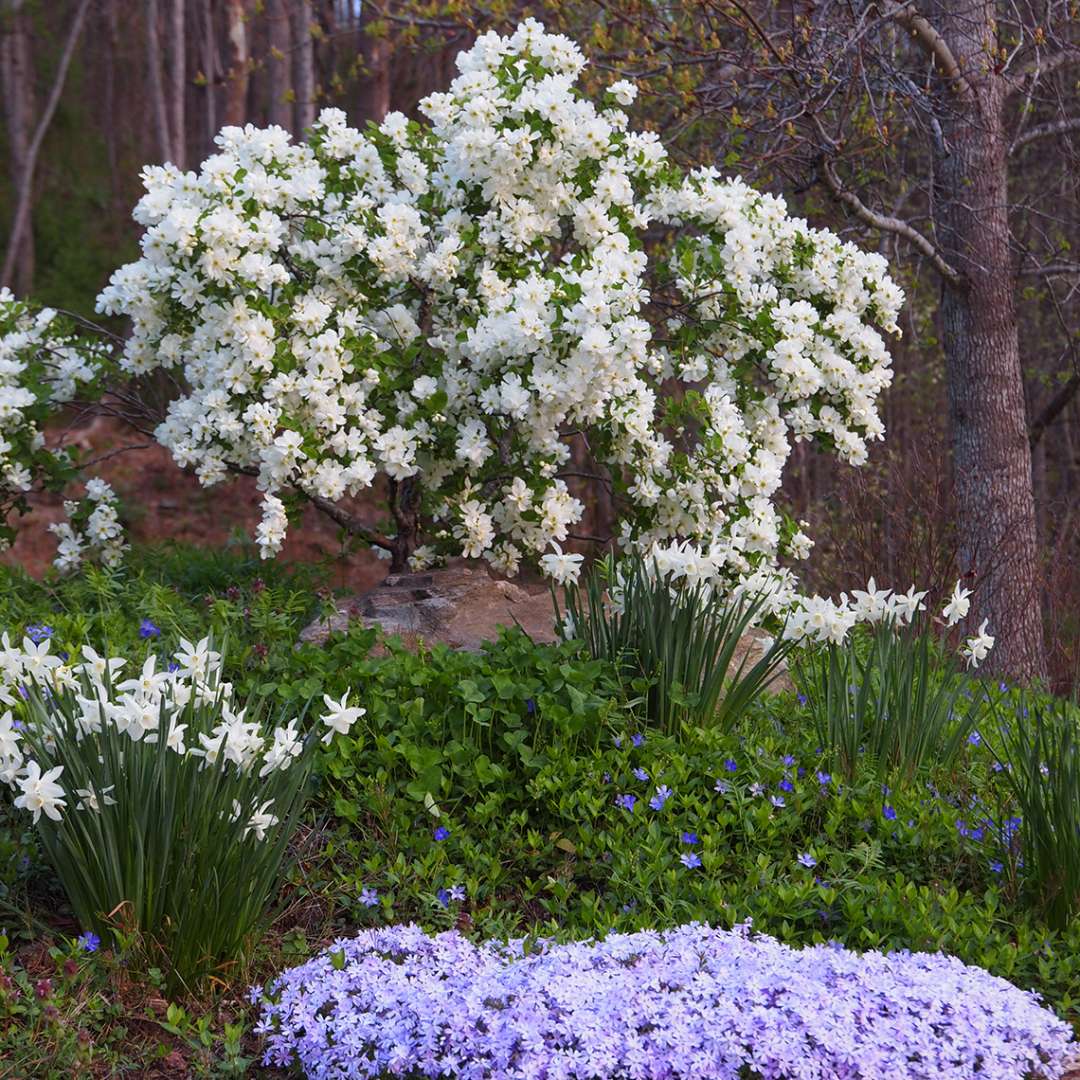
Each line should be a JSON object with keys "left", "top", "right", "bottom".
{"left": 48, "top": 477, "right": 128, "bottom": 573}
{"left": 577, "top": 540, "right": 993, "bottom": 663}
{"left": 0, "top": 633, "right": 366, "bottom": 987}
{"left": 74, "top": 19, "right": 901, "bottom": 579}
{"left": 0, "top": 634, "right": 363, "bottom": 828}
{"left": 0, "top": 288, "right": 106, "bottom": 548}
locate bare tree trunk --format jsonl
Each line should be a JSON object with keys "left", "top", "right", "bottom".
{"left": 292, "top": 0, "right": 315, "bottom": 133}
{"left": 167, "top": 0, "right": 186, "bottom": 167}
{"left": 0, "top": 0, "right": 34, "bottom": 294}
{"left": 928, "top": 0, "right": 1047, "bottom": 680}
{"left": 102, "top": 0, "right": 119, "bottom": 194}
{"left": 356, "top": 0, "right": 390, "bottom": 122}
{"left": 199, "top": 0, "right": 216, "bottom": 148}
{"left": 222, "top": 0, "right": 248, "bottom": 126}
{"left": 267, "top": 0, "right": 293, "bottom": 131}
{"left": 146, "top": 0, "right": 172, "bottom": 161}
{"left": 1, "top": 0, "right": 92, "bottom": 291}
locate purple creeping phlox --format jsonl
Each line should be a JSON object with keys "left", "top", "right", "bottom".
{"left": 254, "top": 921, "right": 1074, "bottom": 1079}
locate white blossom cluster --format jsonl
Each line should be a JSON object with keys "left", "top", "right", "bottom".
{"left": 48, "top": 477, "right": 127, "bottom": 573}
{"left": 89, "top": 20, "right": 902, "bottom": 580}
{"left": 0, "top": 635, "right": 364, "bottom": 829}
{"left": 0, "top": 288, "right": 103, "bottom": 544}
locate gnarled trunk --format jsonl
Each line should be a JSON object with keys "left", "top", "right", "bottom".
{"left": 929, "top": 0, "right": 1046, "bottom": 680}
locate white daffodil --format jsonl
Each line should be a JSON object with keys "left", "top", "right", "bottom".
{"left": 539, "top": 542, "right": 584, "bottom": 586}
{"left": 942, "top": 582, "right": 972, "bottom": 627}
{"left": 962, "top": 620, "right": 995, "bottom": 669}
{"left": 75, "top": 784, "right": 117, "bottom": 812}
{"left": 320, "top": 692, "right": 365, "bottom": 744}
{"left": 14, "top": 760, "right": 67, "bottom": 823}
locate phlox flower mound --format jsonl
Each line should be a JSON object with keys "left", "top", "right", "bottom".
{"left": 254, "top": 921, "right": 1073, "bottom": 1079}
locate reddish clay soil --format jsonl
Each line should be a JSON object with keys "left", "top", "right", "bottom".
{"left": 1, "top": 415, "right": 389, "bottom": 593}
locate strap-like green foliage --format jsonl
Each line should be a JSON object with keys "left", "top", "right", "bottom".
{"left": 563, "top": 553, "right": 796, "bottom": 733}
{"left": 796, "top": 617, "right": 981, "bottom": 785}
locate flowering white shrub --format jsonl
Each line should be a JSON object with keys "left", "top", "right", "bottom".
{"left": 42, "top": 18, "right": 896, "bottom": 578}
{"left": 48, "top": 477, "right": 127, "bottom": 573}
{"left": 0, "top": 288, "right": 106, "bottom": 548}
{"left": 0, "top": 633, "right": 364, "bottom": 988}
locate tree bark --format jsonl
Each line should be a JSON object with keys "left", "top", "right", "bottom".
{"left": 167, "top": 0, "right": 186, "bottom": 167}
{"left": 356, "top": 0, "right": 390, "bottom": 122}
{"left": 1, "top": 0, "right": 92, "bottom": 291}
{"left": 199, "top": 0, "right": 216, "bottom": 148}
{"left": 292, "top": 0, "right": 316, "bottom": 133}
{"left": 927, "top": 0, "right": 1047, "bottom": 680}
{"left": 0, "top": 0, "right": 34, "bottom": 294}
{"left": 146, "top": 0, "right": 172, "bottom": 161}
{"left": 266, "top": 0, "right": 293, "bottom": 131}
{"left": 221, "top": 0, "right": 248, "bottom": 126}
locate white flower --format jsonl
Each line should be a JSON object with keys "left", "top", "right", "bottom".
{"left": 962, "top": 619, "right": 995, "bottom": 668}
{"left": 76, "top": 646, "right": 126, "bottom": 684}
{"left": 175, "top": 636, "right": 221, "bottom": 679}
{"left": 889, "top": 585, "right": 928, "bottom": 624}
{"left": 320, "top": 692, "right": 365, "bottom": 744}
{"left": 75, "top": 784, "right": 117, "bottom": 812}
{"left": 0, "top": 709, "right": 21, "bottom": 761}
{"left": 14, "top": 760, "right": 67, "bottom": 823}
{"left": 245, "top": 799, "right": 280, "bottom": 841}
{"left": 942, "top": 581, "right": 972, "bottom": 627}
{"left": 539, "top": 542, "right": 584, "bottom": 585}
{"left": 260, "top": 720, "right": 303, "bottom": 777}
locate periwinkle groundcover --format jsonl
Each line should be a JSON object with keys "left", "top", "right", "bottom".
{"left": 254, "top": 921, "right": 1073, "bottom": 1079}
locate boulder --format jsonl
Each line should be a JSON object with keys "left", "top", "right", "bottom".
{"left": 298, "top": 560, "right": 558, "bottom": 651}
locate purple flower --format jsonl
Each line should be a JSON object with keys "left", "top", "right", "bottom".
{"left": 633, "top": 767, "right": 649, "bottom": 782}
{"left": 882, "top": 805, "right": 897, "bottom": 821}
{"left": 649, "top": 785, "right": 672, "bottom": 811}
{"left": 631, "top": 733, "right": 645, "bottom": 748}
{"left": 778, "top": 778, "right": 794, "bottom": 792}
{"left": 989, "top": 861, "right": 1004, "bottom": 875}
{"left": 26, "top": 624, "right": 53, "bottom": 643}
{"left": 724, "top": 758, "right": 738, "bottom": 773}
{"left": 436, "top": 888, "right": 451, "bottom": 907}
{"left": 783, "top": 755, "right": 796, "bottom": 767}
{"left": 797, "top": 693, "right": 808, "bottom": 705}
{"left": 449, "top": 884, "right": 466, "bottom": 902}
{"left": 749, "top": 782, "right": 765, "bottom": 797}
{"left": 797, "top": 853, "right": 817, "bottom": 869}
{"left": 713, "top": 779, "right": 730, "bottom": 794}
{"left": 680, "top": 832, "right": 698, "bottom": 845}
{"left": 967, "top": 730, "right": 982, "bottom": 746}
{"left": 359, "top": 887, "right": 379, "bottom": 908}
{"left": 770, "top": 795, "right": 785, "bottom": 809}
{"left": 255, "top": 923, "right": 1076, "bottom": 1079}
{"left": 615, "top": 793, "right": 637, "bottom": 812}
{"left": 679, "top": 852, "right": 702, "bottom": 869}
{"left": 139, "top": 619, "right": 161, "bottom": 639}
{"left": 77, "top": 931, "right": 100, "bottom": 953}
{"left": 433, "top": 826, "right": 450, "bottom": 842}
{"left": 816, "top": 771, "right": 831, "bottom": 786}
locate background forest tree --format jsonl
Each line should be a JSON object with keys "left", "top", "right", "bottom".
{"left": 1, "top": 0, "right": 1078, "bottom": 686}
